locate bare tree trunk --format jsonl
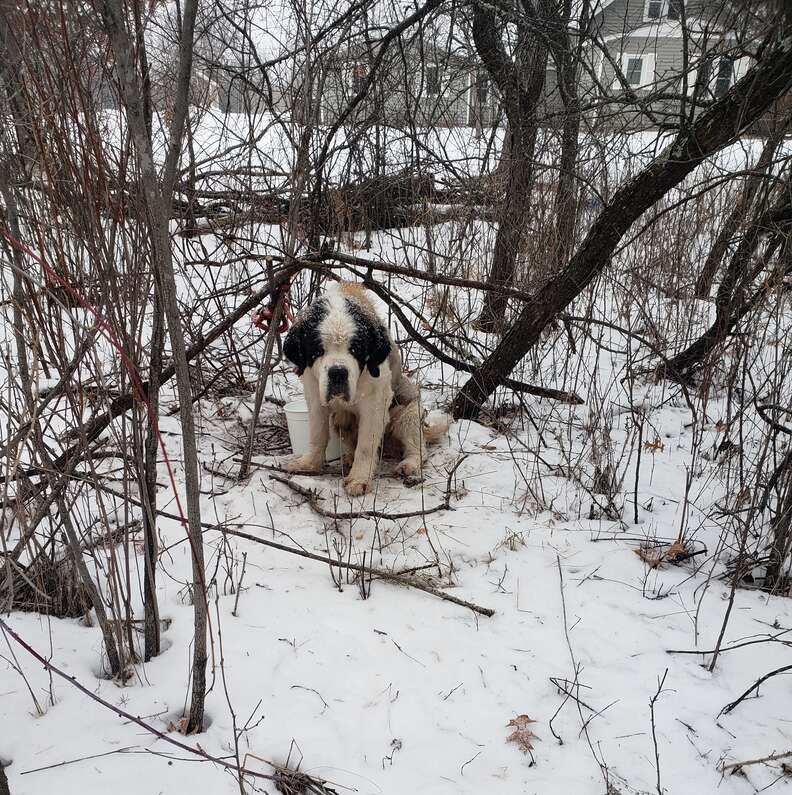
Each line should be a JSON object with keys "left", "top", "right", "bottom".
{"left": 0, "top": 759, "right": 10, "bottom": 795}
{"left": 476, "top": 123, "right": 541, "bottom": 329}
{"left": 766, "top": 462, "right": 792, "bottom": 592}
{"left": 129, "top": 0, "right": 162, "bottom": 664}
{"left": 0, "top": 173, "right": 30, "bottom": 392}
{"left": 142, "top": 292, "right": 164, "bottom": 661}
{"left": 0, "top": 0, "right": 36, "bottom": 386}
{"left": 0, "top": 65, "right": 126, "bottom": 665}
{"left": 451, "top": 36, "right": 792, "bottom": 418}
{"left": 0, "top": 0, "right": 35, "bottom": 177}
{"left": 548, "top": 0, "right": 582, "bottom": 271}
{"left": 694, "top": 122, "right": 787, "bottom": 297}
{"left": 661, "top": 176, "right": 791, "bottom": 380}
{"left": 55, "top": 492, "right": 124, "bottom": 675}
{"left": 99, "top": 0, "right": 208, "bottom": 730}
{"left": 473, "top": 2, "right": 549, "bottom": 331}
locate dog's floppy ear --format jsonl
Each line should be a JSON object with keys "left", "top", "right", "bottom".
{"left": 283, "top": 325, "right": 306, "bottom": 375}
{"left": 284, "top": 300, "right": 326, "bottom": 375}
{"left": 366, "top": 321, "right": 391, "bottom": 378}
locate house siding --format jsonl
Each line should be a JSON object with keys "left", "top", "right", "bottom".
{"left": 212, "top": 1, "right": 754, "bottom": 133}
{"left": 318, "top": 51, "right": 499, "bottom": 129}
{"left": 218, "top": 70, "right": 290, "bottom": 116}
{"left": 595, "top": 35, "right": 686, "bottom": 128}
{"left": 594, "top": 0, "right": 717, "bottom": 37}
{"left": 586, "top": 0, "right": 755, "bottom": 130}
{"left": 594, "top": 0, "right": 647, "bottom": 38}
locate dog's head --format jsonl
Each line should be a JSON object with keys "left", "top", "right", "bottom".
{"left": 284, "top": 286, "right": 391, "bottom": 406}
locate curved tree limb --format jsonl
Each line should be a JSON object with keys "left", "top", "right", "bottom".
{"left": 452, "top": 32, "right": 792, "bottom": 419}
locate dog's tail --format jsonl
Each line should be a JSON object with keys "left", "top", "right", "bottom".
{"left": 422, "top": 412, "right": 450, "bottom": 445}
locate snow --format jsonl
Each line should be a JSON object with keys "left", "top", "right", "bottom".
{"left": 3, "top": 113, "right": 792, "bottom": 794}
{"left": 5, "top": 429, "right": 792, "bottom": 794}
{"left": 99, "top": 105, "right": 790, "bottom": 214}
{"left": 4, "top": 254, "right": 792, "bottom": 795}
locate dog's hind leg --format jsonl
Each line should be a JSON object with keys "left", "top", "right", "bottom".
{"left": 390, "top": 401, "right": 426, "bottom": 482}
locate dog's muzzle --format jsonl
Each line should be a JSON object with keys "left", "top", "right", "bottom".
{"left": 326, "top": 365, "right": 350, "bottom": 400}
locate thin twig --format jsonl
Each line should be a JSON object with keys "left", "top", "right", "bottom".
{"left": 65, "top": 476, "right": 495, "bottom": 617}
{"left": 721, "top": 748, "right": 792, "bottom": 773}
{"left": 270, "top": 472, "right": 451, "bottom": 519}
{"left": 649, "top": 668, "right": 669, "bottom": 795}
{"left": 719, "top": 664, "right": 792, "bottom": 716}
{"left": 0, "top": 617, "right": 286, "bottom": 783}
{"left": 231, "top": 552, "right": 248, "bottom": 617}
{"left": 19, "top": 747, "right": 138, "bottom": 776}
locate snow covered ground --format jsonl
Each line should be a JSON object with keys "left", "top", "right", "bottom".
{"left": 4, "top": 260, "right": 792, "bottom": 795}
{"left": 99, "top": 106, "right": 792, "bottom": 201}
{"left": 5, "top": 404, "right": 792, "bottom": 794}
{"left": 3, "top": 117, "right": 792, "bottom": 794}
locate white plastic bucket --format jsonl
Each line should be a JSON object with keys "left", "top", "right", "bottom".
{"left": 284, "top": 399, "right": 341, "bottom": 461}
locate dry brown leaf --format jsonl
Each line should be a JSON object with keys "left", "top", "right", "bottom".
{"left": 636, "top": 540, "right": 691, "bottom": 569}
{"left": 635, "top": 545, "right": 664, "bottom": 569}
{"left": 643, "top": 437, "right": 665, "bottom": 453}
{"left": 167, "top": 717, "right": 201, "bottom": 735}
{"left": 506, "top": 714, "right": 539, "bottom": 754}
{"left": 167, "top": 717, "right": 187, "bottom": 733}
{"left": 665, "top": 540, "right": 688, "bottom": 562}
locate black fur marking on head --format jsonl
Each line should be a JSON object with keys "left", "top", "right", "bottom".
{"left": 283, "top": 298, "right": 328, "bottom": 376}
{"left": 344, "top": 298, "right": 391, "bottom": 378}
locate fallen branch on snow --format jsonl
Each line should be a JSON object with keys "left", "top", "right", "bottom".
{"left": 721, "top": 748, "right": 792, "bottom": 773}
{"left": 80, "top": 474, "right": 495, "bottom": 618}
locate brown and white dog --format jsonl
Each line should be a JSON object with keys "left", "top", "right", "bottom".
{"left": 283, "top": 282, "right": 447, "bottom": 496}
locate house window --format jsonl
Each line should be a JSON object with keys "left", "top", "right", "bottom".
{"left": 425, "top": 64, "right": 440, "bottom": 96}
{"left": 625, "top": 57, "right": 645, "bottom": 85}
{"left": 696, "top": 56, "right": 736, "bottom": 98}
{"left": 475, "top": 69, "right": 489, "bottom": 107}
{"left": 468, "top": 69, "right": 491, "bottom": 126}
{"left": 713, "top": 58, "right": 733, "bottom": 97}
{"left": 615, "top": 53, "right": 655, "bottom": 89}
{"left": 645, "top": 0, "right": 683, "bottom": 20}
{"left": 350, "top": 63, "right": 368, "bottom": 93}
{"left": 668, "top": 0, "right": 684, "bottom": 20}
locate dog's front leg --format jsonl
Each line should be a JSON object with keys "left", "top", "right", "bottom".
{"left": 344, "top": 387, "right": 390, "bottom": 496}
{"left": 285, "top": 373, "right": 328, "bottom": 472}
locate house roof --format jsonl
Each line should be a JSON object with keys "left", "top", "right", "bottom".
{"left": 603, "top": 19, "right": 714, "bottom": 41}
{"left": 601, "top": 18, "right": 737, "bottom": 43}
{"left": 590, "top": 0, "right": 621, "bottom": 15}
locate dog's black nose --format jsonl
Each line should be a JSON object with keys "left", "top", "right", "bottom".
{"left": 328, "top": 365, "right": 348, "bottom": 385}
{"left": 327, "top": 365, "right": 349, "bottom": 397}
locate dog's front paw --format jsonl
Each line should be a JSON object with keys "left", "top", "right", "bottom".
{"left": 284, "top": 454, "right": 324, "bottom": 473}
{"left": 396, "top": 457, "right": 422, "bottom": 480}
{"left": 343, "top": 475, "right": 371, "bottom": 496}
